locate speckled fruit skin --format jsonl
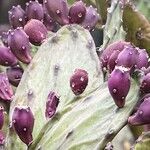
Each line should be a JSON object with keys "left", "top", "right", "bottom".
{"left": 24, "top": 19, "right": 48, "bottom": 46}
{"left": 0, "top": 73, "right": 14, "bottom": 101}
{"left": 8, "top": 28, "right": 32, "bottom": 64}
{"left": 100, "top": 41, "right": 131, "bottom": 70}
{"left": 8, "top": 5, "right": 26, "bottom": 29}
{"left": 69, "top": 1, "right": 86, "bottom": 24}
{"left": 108, "top": 67, "right": 131, "bottom": 108}
{"left": 25, "top": 0, "right": 44, "bottom": 21}
{"left": 44, "top": 0, "right": 69, "bottom": 25}
{"left": 12, "top": 106, "right": 34, "bottom": 146}
{"left": 6, "top": 66, "right": 23, "bottom": 87}
{"left": 140, "top": 73, "right": 150, "bottom": 94}
{"left": 81, "top": 6, "right": 100, "bottom": 30}
{"left": 45, "top": 91, "right": 59, "bottom": 119}
{"left": 70, "top": 69, "right": 88, "bottom": 95}
{"left": 128, "top": 97, "right": 150, "bottom": 125}
{"left": 0, "top": 46, "right": 18, "bottom": 67}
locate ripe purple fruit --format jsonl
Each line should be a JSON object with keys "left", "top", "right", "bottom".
{"left": 0, "top": 73, "right": 14, "bottom": 101}
{"left": 8, "top": 28, "right": 32, "bottom": 64}
{"left": 70, "top": 69, "right": 88, "bottom": 95}
{"left": 8, "top": 5, "right": 26, "bottom": 29}
{"left": 81, "top": 6, "right": 100, "bottom": 30}
{"left": 0, "top": 106, "right": 4, "bottom": 130}
{"left": 45, "top": 91, "right": 59, "bottom": 119}
{"left": 26, "top": 0, "right": 44, "bottom": 21}
{"left": 24, "top": 19, "right": 48, "bottom": 45}
{"left": 6, "top": 66, "right": 23, "bottom": 87}
{"left": 12, "top": 106, "right": 34, "bottom": 146}
{"left": 44, "top": 0, "right": 69, "bottom": 25}
{"left": 140, "top": 73, "right": 150, "bottom": 94}
{"left": 0, "top": 46, "right": 18, "bottom": 67}
{"left": 108, "top": 67, "right": 131, "bottom": 108}
{"left": 135, "top": 48, "right": 149, "bottom": 69}
{"left": 69, "top": 1, "right": 86, "bottom": 24}
{"left": 100, "top": 41, "right": 131, "bottom": 70}
{"left": 107, "top": 50, "right": 120, "bottom": 73}
{"left": 43, "top": 13, "right": 57, "bottom": 31}
{"left": 116, "top": 46, "right": 138, "bottom": 69}
{"left": 128, "top": 97, "right": 150, "bottom": 125}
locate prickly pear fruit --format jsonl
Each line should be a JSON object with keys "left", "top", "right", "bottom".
{"left": 0, "top": 131, "right": 5, "bottom": 145}
{"left": 43, "top": 13, "right": 57, "bottom": 31}
{"left": 45, "top": 91, "right": 59, "bottom": 119}
{"left": 1, "top": 32, "right": 9, "bottom": 46}
{"left": 12, "top": 106, "right": 34, "bottom": 146}
{"left": 0, "top": 73, "right": 13, "bottom": 101}
{"left": 69, "top": 1, "right": 86, "bottom": 24}
{"left": 128, "top": 97, "right": 150, "bottom": 125}
{"left": 108, "top": 67, "right": 131, "bottom": 108}
{"left": 0, "top": 106, "right": 4, "bottom": 130}
{"left": 70, "top": 69, "right": 88, "bottom": 95}
{"left": 136, "top": 48, "right": 149, "bottom": 69}
{"left": 140, "top": 73, "right": 150, "bottom": 94}
{"left": 100, "top": 41, "right": 131, "bottom": 69}
{"left": 116, "top": 46, "right": 138, "bottom": 69}
{"left": 26, "top": 1, "right": 44, "bottom": 21}
{"left": 44, "top": 0, "right": 69, "bottom": 25}
{"left": 8, "top": 5, "right": 26, "bottom": 29}
{"left": 107, "top": 50, "right": 120, "bottom": 73}
{"left": 0, "top": 46, "right": 18, "bottom": 66}
{"left": 6, "top": 66, "right": 23, "bottom": 87}
{"left": 24, "top": 19, "right": 48, "bottom": 45}
{"left": 81, "top": 6, "right": 100, "bottom": 30}
{"left": 8, "top": 28, "right": 32, "bottom": 64}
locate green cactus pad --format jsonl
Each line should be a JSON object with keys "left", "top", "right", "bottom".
{"left": 134, "top": 132, "right": 150, "bottom": 150}
{"left": 123, "top": 3, "right": 150, "bottom": 52}
{"left": 8, "top": 25, "right": 139, "bottom": 150}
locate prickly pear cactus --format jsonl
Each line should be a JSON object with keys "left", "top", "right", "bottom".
{"left": 123, "top": 3, "right": 150, "bottom": 52}
{"left": 7, "top": 25, "right": 139, "bottom": 150}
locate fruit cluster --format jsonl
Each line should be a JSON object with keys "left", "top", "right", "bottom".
{"left": 0, "top": 0, "right": 99, "bottom": 146}
{"left": 100, "top": 40, "right": 150, "bottom": 126}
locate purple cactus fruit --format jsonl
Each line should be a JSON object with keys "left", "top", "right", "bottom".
{"left": 8, "top": 28, "right": 32, "bottom": 64}
{"left": 6, "top": 66, "right": 23, "bottom": 87}
{"left": 108, "top": 67, "right": 131, "bottom": 108}
{"left": 107, "top": 50, "right": 120, "bottom": 73}
{"left": 24, "top": 19, "right": 48, "bottom": 45}
{"left": 1, "top": 32, "right": 9, "bottom": 46}
{"left": 8, "top": 5, "right": 26, "bottom": 29}
{"left": 116, "top": 46, "right": 138, "bottom": 69}
{"left": 140, "top": 73, "right": 150, "bottom": 94}
{"left": 12, "top": 106, "right": 34, "bottom": 146}
{"left": 45, "top": 91, "right": 59, "bottom": 119}
{"left": 25, "top": 1, "right": 44, "bottom": 21}
{"left": 70, "top": 69, "right": 88, "bottom": 95}
{"left": 128, "top": 97, "right": 150, "bottom": 125}
{"left": 0, "top": 73, "right": 13, "bottom": 101}
{"left": 43, "top": 13, "right": 57, "bottom": 32}
{"left": 0, "top": 131, "right": 5, "bottom": 145}
{"left": 44, "top": 0, "right": 69, "bottom": 25}
{"left": 135, "top": 48, "right": 149, "bottom": 69}
{"left": 100, "top": 41, "right": 131, "bottom": 70}
{"left": 0, "top": 106, "right": 4, "bottom": 130}
{"left": 69, "top": 1, "right": 86, "bottom": 24}
{"left": 0, "top": 46, "right": 18, "bottom": 67}
{"left": 81, "top": 6, "right": 100, "bottom": 30}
